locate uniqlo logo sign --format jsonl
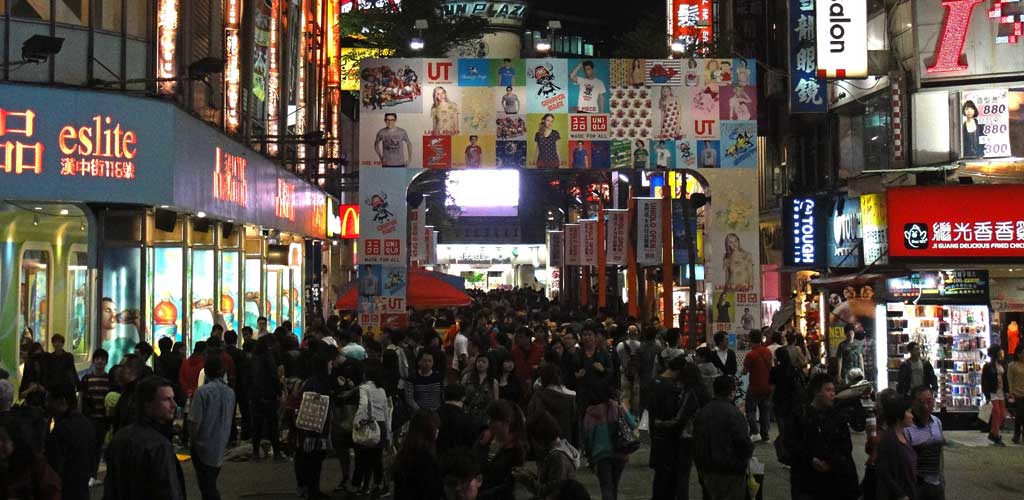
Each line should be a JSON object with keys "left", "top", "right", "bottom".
{"left": 365, "top": 239, "right": 382, "bottom": 255}
{"left": 887, "top": 185, "right": 1024, "bottom": 258}
{"left": 383, "top": 239, "right": 400, "bottom": 255}
{"left": 568, "top": 114, "right": 610, "bottom": 140}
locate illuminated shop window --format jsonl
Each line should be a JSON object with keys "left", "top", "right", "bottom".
{"left": 20, "top": 249, "right": 50, "bottom": 345}
{"left": 190, "top": 248, "right": 215, "bottom": 348}
{"left": 67, "top": 249, "right": 91, "bottom": 357}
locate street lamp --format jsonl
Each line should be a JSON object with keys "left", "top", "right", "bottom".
{"left": 410, "top": 19, "right": 428, "bottom": 51}
{"left": 537, "top": 20, "right": 561, "bottom": 54}
{"left": 535, "top": 39, "right": 552, "bottom": 52}
{"left": 670, "top": 38, "right": 687, "bottom": 54}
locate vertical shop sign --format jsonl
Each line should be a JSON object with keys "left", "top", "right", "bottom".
{"left": 580, "top": 219, "right": 598, "bottom": 266}
{"left": 827, "top": 196, "right": 862, "bottom": 268}
{"left": 358, "top": 168, "right": 412, "bottom": 265}
{"left": 859, "top": 193, "right": 888, "bottom": 265}
{"left": 564, "top": 224, "right": 581, "bottom": 265}
{"left": 670, "top": 0, "right": 714, "bottom": 50}
{"left": 636, "top": 197, "right": 663, "bottom": 265}
{"left": 605, "top": 210, "right": 628, "bottom": 265}
{"left": 789, "top": 0, "right": 826, "bottom": 113}
{"left": 783, "top": 196, "right": 825, "bottom": 267}
{"left": 548, "top": 230, "right": 564, "bottom": 268}
{"left": 156, "top": 0, "right": 179, "bottom": 94}
{"left": 409, "top": 204, "right": 425, "bottom": 264}
{"left": 815, "top": 0, "right": 867, "bottom": 78}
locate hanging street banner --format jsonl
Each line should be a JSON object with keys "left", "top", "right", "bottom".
{"left": 358, "top": 57, "right": 759, "bottom": 169}
{"left": 409, "top": 203, "right": 426, "bottom": 264}
{"left": 565, "top": 224, "right": 582, "bottom": 265}
{"left": 548, "top": 230, "right": 564, "bottom": 268}
{"left": 581, "top": 219, "right": 598, "bottom": 266}
{"left": 606, "top": 209, "right": 629, "bottom": 265}
{"left": 636, "top": 197, "right": 663, "bottom": 265}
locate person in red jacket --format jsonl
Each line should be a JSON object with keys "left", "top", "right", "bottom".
{"left": 741, "top": 330, "right": 774, "bottom": 442}
{"left": 510, "top": 327, "right": 544, "bottom": 402}
{"left": 179, "top": 341, "right": 207, "bottom": 447}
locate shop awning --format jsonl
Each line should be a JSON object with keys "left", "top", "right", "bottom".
{"left": 335, "top": 269, "right": 471, "bottom": 311}
{"left": 808, "top": 265, "right": 910, "bottom": 289}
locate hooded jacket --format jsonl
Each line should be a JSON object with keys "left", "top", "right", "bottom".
{"left": 526, "top": 386, "right": 577, "bottom": 443}
{"left": 534, "top": 438, "right": 581, "bottom": 500}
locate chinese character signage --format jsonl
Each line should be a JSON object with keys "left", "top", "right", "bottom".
{"left": 548, "top": 230, "right": 564, "bottom": 268}
{"left": 886, "top": 270, "right": 990, "bottom": 305}
{"left": 409, "top": 203, "right": 425, "bottom": 264}
{"left": 636, "top": 198, "right": 663, "bottom": 265}
{"left": 789, "top": 0, "right": 826, "bottom": 113}
{"left": 564, "top": 224, "right": 581, "bottom": 265}
{"left": 606, "top": 209, "right": 629, "bottom": 265}
{"left": 960, "top": 88, "right": 1011, "bottom": 159}
{"left": 580, "top": 219, "right": 598, "bottom": 266}
{"left": 670, "top": 0, "right": 714, "bottom": 50}
{"left": 860, "top": 193, "right": 888, "bottom": 265}
{"left": 827, "top": 196, "right": 862, "bottom": 268}
{"left": 358, "top": 57, "right": 759, "bottom": 169}
{"left": 783, "top": 196, "right": 825, "bottom": 267}
{"left": 888, "top": 185, "right": 1024, "bottom": 258}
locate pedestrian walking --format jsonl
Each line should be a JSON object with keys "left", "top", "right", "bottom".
{"left": 351, "top": 359, "right": 392, "bottom": 496}
{"left": 189, "top": 353, "right": 236, "bottom": 500}
{"left": 43, "top": 334, "right": 79, "bottom": 393}
{"left": 742, "top": 329, "right": 774, "bottom": 441}
{"left": 797, "top": 373, "right": 866, "bottom": 500}
{"left": 646, "top": 354, "right": 683, "bottom": 500}
{"left": 982, "top": 345, "right": 1009, "bottom": 446}
{"left": 405, "top": 350, "right": 446, "bottom": 413}
{"left": 438, "top": 384, "right": 484, "bottom": 454}
{"left": 250, "top": 335, "right": 284, "bottom": 460}
{"left": 392, "top": 410, "right": 445, "bottom": 500}
{"left": 225, "top": 329, "right": 252, "bottom": 443}
{"left": 292, "top": 342, "right": 336, "bottom": 499}
{"left": 519, "top": 409, "right": 581, "bottom": 500}
{"left": 110, "top": 356, "right": 141, "bottom": 432}
{"left": 1007, "top": 347, "right": 1024, "bottom": 444}
{"left": 693, "top": 375, "right": 753, "bottom": 500}
{"left": 710, "top": 331, "right": 738, "bottom": 377}
{"left": 103, "top": 376, "right": 186, "bottom": 500}
{"left": 527, "top": 363, "right": 578, "bottom": 446}
{"left": 475, "top": 400, "right": 525, "bottom": 500}
{"left": 441, "top": 447, "right": 483, "bottom": 500}
{"left": 906, "top": 386, "right": 945, "bottom": 500}
{"left": 875, "top": 394, "right": 916, "bottom": 500}
{"left": 79, "top": 348, "right": 111, "bottom": 487}
{"left": 45, "top": 383, "right": 96, "bottom": 500}
{"left": 896, "top": 342, "right": 937, "bottom": 397}
{"left": 582, "top": 390, "right": 636, "bottom": 500}
{"left": 463, "top": 354, "right": 500, "bottom": 420}
{"left": 0, "top": 419, "right": 61, "bottom": 500}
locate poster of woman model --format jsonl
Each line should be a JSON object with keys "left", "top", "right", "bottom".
{"left": 702, "top": 169, "right": 760, "bottom": 334}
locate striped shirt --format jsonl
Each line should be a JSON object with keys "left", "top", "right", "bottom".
{"left": 80, "top": 373, "right": 112, "bottom": 420}
{"left": 405, "top": 370, "right": 445, "bottom": 413}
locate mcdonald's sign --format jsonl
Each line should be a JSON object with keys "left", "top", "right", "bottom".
{"left": 339, "top": 204, "right": 359, "bottom": 239}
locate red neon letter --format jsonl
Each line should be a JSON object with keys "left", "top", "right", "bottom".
{"left": 927, "top": 0, "right": 983, "bottom": 73}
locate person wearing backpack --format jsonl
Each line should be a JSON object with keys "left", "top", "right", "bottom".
{"left": 615, "top": 325, "right": 642, "bottom": 412}
{"left": 582, "top": 387, "right": 638, "bottom": 500}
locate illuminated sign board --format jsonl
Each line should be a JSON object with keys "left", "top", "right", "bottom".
{"left": 0, "top": 108, "right": 43, "bottom": 175}
{"left": 57, "top": 115, "right": 139, "bottom": 179}
{"left": 815, "top": 0, "right": 867, "bottom": 78}
{"left": 341, "top": 204, "right": 360, "bottom": 239}
{"left": 669, "top": 0, "right": 713, "bottom": 49}
{"left": 213, "top": 147, "right": 248, "bottom": 207}
{"left": 887, "top": 185, "right": 1024, "bottom": 258}
{"left": 826, "top": 196, "right": 862, "bottom": 268}
{"left": 440, "top": 1, "right": 527, "bottom": 27}
{"left": 918, "top": 0, "right": 1024, "bottom": 80}
{"left": 326, "top": 198, "right": 342, "bottom": 238}
{"left": 275, "top": 178, "right": 296, "bottom": 221}
{"left": 789, "top": 0, "right": 826, "bottom": 112}
{"left": 783, "top": 196, "right": 825, "bottom": 267}
{"left": 156, "top": 0, "right": 179, "bottom": 94}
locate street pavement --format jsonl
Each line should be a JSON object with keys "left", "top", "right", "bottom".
{"left": 89, "top": 430, "right": 1024, "bottom": 499}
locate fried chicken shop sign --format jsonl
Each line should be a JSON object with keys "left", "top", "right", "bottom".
{"left": 888, "top": 185, "right": 1024, "bottom": 258}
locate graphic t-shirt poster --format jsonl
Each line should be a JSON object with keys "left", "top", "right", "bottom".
{"left": 357, "top": 58, "right": 759, "bottom": 170}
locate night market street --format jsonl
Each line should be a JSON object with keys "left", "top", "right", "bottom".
{"left": 88, "top": 430, "right": 1024, "bottom": 500}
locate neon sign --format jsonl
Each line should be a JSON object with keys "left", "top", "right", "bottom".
{"left": 213, "top": 147, "right": 248, "bottom": 207}
{"left": 927, "top": 0, "right": 984, "bottom": 73}
{"left": 275, "top": 178, "right": 295, "bottom": 221}
{"left": 340, "top": 204, "right": 360, "bottom": 239}
{"left": 157, "top": 0, "right": 179, "bottom": 94}
{"left": 267, "top": 0, "right": 280, "bottom": 155}
{"left": 0, "top": 108, "right": 43, "bottom": 175}
{"left": 224, "top": 0, "right": 241, "bottom": 131}
{"left": 783, "top": 196, "right": 824, "bottom": 266}
{"left": 58, "top": 115, "right": 138, "bottom": 179}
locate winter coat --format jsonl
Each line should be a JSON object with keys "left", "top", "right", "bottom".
{"left": 693, "top": 398, "right": 753, "bottom": 476}
{"left": 526, "top": 386, "right": 577, "bottom": 443}
{"left": 533, "top": 439, "right": 581, "bottom": 500}
{"left": 896, "top": 359, "right": 938, "bottom": 396}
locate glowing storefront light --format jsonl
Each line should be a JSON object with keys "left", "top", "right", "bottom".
{"left": 0, "top": 108, "right": 43, "bottom": 175}
{"left": 157, "top": 0, "right": 179, "bottom": 94}
{"left": 267, "top": 0, "right": 280, "bottom": 155}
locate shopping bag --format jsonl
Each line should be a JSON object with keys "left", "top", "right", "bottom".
{"left": 352, "top": 386, "right": 382, "bottom": 447}
{"left": 295, "top": 391, "right": 331, "bottom": 432}
{"left": 613, "top": 405, "right": 641, "bottom": 454}
{"left": 638, "top": 410, "right": 650, "bottom": 432}
{"left": 978, "top": 401, "right": 993, "bottom": 424}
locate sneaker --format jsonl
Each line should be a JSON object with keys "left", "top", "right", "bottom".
{"left": 88, "top": 478, "right": 103, "bottom": 488}
{"left": 750, "top": 433, "right": 761, "bottom": 441}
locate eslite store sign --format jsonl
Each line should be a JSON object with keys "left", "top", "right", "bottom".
{"left": 889, "top": 185, "right": 1024, "bottom": 258}
{"left": 783, "top": 196, "right": 826, "bottom": 267}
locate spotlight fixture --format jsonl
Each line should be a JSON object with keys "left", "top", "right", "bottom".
{"left": 22, "top": 35, "right": 64, "bottom": 64}
{"left": 196, "top": 211, "right": 207, "bottom": 218}
{"left": 33, "top": 215, "right": 39, "bottom": 226}
{"left": 59, "top": 208, "right": 69, "bottom": 216}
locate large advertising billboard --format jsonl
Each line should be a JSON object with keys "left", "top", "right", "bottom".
{"left": 916, "top": 0, "right": 1024, "bottom": 82}
{"left": 357, "top": 58, "right": 759, "bottom": 169}
{"left": 887, "top": 185, "right": 1024, "bottom": 259}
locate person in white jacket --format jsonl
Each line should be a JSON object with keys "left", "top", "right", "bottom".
{"left": 351, "top": 361, "right": 393, "bottom": 496}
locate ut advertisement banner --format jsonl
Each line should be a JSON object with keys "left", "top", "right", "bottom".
{"left": 357, "top": 58, "right": 759, "bottom": 169}
{"left": 0, "top": 84, "right": 327, "bottom": 238}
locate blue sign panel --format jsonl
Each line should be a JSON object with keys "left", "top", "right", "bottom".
{"left": 789, "top": 0, "right": 826, "bottom": 113}
{"left": 783, "top": 196, "right": 826, "bottom": 267}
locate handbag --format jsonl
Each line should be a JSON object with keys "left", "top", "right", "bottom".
{"left": 295, "top": 390, "right": 331, "bottom": 433}
{"left": 613, "top": 404, "right": 641, "bottom": 454}
{"left": 353, "top": 386, "right": 382, "bottom": 447}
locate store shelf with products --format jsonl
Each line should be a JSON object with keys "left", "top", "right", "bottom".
{"left": 883, "top": 303, "right": 989, "bottom": 411}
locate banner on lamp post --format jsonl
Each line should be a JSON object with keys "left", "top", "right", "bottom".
{"left": 581, "top": 219, "right": 598, "bottom": 267}
{"left": 565, "top": 224, "right": 581, "bottom": 265}
{"left": 606, "top": 209, "right": 629, "bottom": 265}
{"left": 431, "top": 230, "right": 439, "bottom": 265}
{"left": 636, "top": 198, "right": 663, "bottom": 265}
{"left": 409, "top": 204, "right": 425, "bottom": 264}
{"left": 423, "top": 226, "right": 435, "bottom": 265}
{"left": 548, "top": 230, "right": 564, "bottom": 268}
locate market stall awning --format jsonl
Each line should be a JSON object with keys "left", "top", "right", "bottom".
{"left": 335, "top": 269, "right": 471, "bottom": 311}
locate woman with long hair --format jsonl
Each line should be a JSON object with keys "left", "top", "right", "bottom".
{"left": 351, "top": 359, "right": 392, "bottom": 496}
{"left": 982, "top": 345, "right": 1009, "bottom": 446}
{"left": 462, "top": 354, "right": 499, "bottom": 420}
{"left": 875, "top": 395, "right": 917, "bottom": 500}
{"left": 475, "top": 400, "right": 526, "bottom": 500}
{"left": 430, "top": 86, "right": 460, "bottom": 135}
{"left": 961, "top": 100, "right": 985, "bottom": 158}
{"left": 534, "top": 113, "right": 562, "bottom": 168}
{"left": 392, "top": 410, "right": 444, "bottom": 500}
{"left": 657, "top": 86, "right": 683, "bottom": 139}
{"left": 496, "top": 352, "right": 523, "bottom": 404}
{"left": 723, "top": 233, "right": 754, "bottom": 292}
{"left": 250, "top": 335, "right": 283, "bottom": 460}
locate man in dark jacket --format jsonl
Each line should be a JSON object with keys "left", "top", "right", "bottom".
{"left": 45, "top": 383, "right": 96, "bottom": 500}
{"left": 896, "top": 342, "right": 938, "bottom": 396}
{"left": 693, "top": 375, "right": 752, "bottom": 500}
{"left": 225, "top": 330, "right": 251, "bottom": 442}
{"left": 111, "top": 355, "right": 141, "bottom": 432}
{"left": 437, "top": 384, "right": 483, "bottom": 454}
{"left": 709, "top": 331, "right": 738, "bottom": 377}
{"left": 43, "top": 334, "right": 78, "bottom": 392}
{"left": 104, "top": 375, "right": 186, "bottom": 500}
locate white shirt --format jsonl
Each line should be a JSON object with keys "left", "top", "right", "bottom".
{"left": 452, "top": 332, "right": 469, "bottom": 371}
{"left": 356, "top": 382, "right": 392, "bottom": 438}
{"left": 717, "top": 349, "right": 729, "bottom": 366}
{"left": 575, "top": 76, "right": 606, "bottom": 113}
{"left": 702, "top": 148, "right": 716, "bottom": 167}
{"left": 656, "top": 147, "right": 672, "bottom": 167}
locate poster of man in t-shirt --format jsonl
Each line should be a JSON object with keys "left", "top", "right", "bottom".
{"left": 569, "top": 60, "right": 608, "bottom": 113}
{"left": 374, "top": 113, "right": 413, "bottom": 167}
{"left": 465, "top": 135, "right": 483, "bottom": 167}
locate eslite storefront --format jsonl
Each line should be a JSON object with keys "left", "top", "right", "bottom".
{"left": 0, "top": 84, "right": 328, "bottom": 373}
{"left": 884, "top": 185, "right": 1024, "bottom": 419}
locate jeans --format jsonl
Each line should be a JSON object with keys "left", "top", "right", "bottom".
{"left": 745, "top": 394, "right": 771, "bottom": 439}
{"left": 595, "top": 458, "right": 626, "bottom": 500}
{"left": 991, "top": 399, "right": 1007, "bottom": 438}
{"left": 677, "top": 438, "right": 695, "bottom": 500}
{"left": 89, "top": 417, "right": 107, "bottom": 477}
{"left": 193, "top": 459, "right": 222, "bottom": 500}
{"left": 251, "top": 399, "right": 281, "bottom": 457}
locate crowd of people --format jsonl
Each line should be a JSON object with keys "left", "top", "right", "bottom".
{"left": 3, "top": 287, "right": 1020, "bottom": 500}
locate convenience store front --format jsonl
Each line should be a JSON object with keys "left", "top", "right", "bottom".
{"left": 0, "top": 85, "right": 327, "bottom": 374}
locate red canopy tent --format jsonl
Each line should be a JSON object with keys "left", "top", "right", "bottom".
{"left": 335, "top": 268, "right": 472, "bottom": 311}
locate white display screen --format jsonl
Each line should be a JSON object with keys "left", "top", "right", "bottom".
{"left": 446, "top": 170, "right": 519, "bottom": 217}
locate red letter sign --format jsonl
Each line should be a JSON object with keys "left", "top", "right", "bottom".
{"left": 927, "top": 0, "right": 983, "bottom": 73}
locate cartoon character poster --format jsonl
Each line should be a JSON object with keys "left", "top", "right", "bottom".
{"left": 676, "top": 138, "right": 698, "bottom": 169}
{"left": 423, "top": 135, "right": 452, "bottom": 168}
{"left": 359, "top": 59, "right": 424, "bottom": 113}
{"left": 526, "top": 59, "right": 568, "bottom": 113}
{"left": 720, "top": 121, "right": 757, "bottom": 168}
{"left": 645, "top": 59, "right": 683, "bottom": 85}
{"left": 358, "top": 168, "right": 418, "bottom": 265}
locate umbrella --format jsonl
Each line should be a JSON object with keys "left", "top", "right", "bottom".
{"left": 335, "top": 268, "right": 471, "bottom": 311}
